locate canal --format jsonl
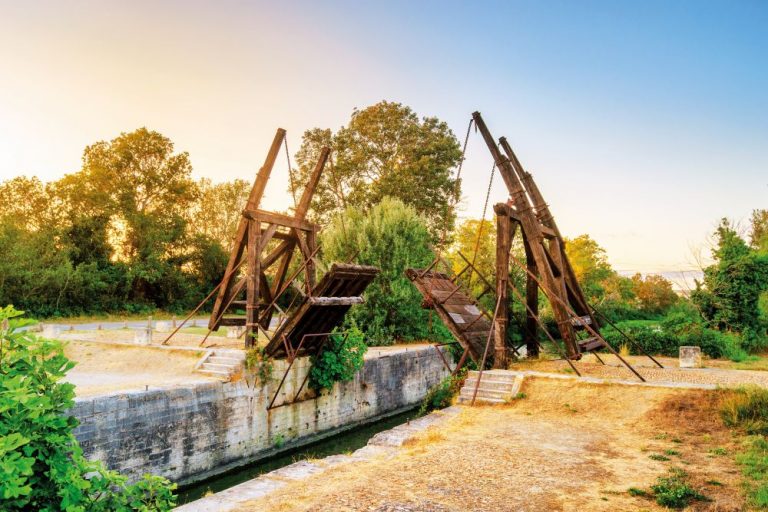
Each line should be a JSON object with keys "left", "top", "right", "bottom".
{"left": 176, "top": 408, "right": 417, "bottom": 505}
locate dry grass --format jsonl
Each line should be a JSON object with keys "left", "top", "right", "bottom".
{"left": 232, "top": 379, "right": 747, "bottom": 511}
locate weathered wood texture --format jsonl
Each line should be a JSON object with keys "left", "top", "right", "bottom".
{"left": 265, "top": 264, "right": 380, "bottom": 358}
{"left": 473, "top": 112, "right": 602, "bottom": 359}
{"left": 405, "top": 269, "right": 492, "bottom": 363}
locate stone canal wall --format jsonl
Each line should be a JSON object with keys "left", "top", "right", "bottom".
{"left": 70, "top": 346, "right": 449, "bottom": 484}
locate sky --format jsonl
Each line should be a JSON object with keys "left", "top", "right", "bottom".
{"left": 1, "top": 0, "right": 766, "bottom": 288}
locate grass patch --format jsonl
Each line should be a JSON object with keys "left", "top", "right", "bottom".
{"left": 650, "top": 468, "right": 709, "bottom": 508}
{"left": 708, "top": 447, "right": 728, "bottom": 456}
{"left": 734, "top": 436, "right": 768, "bottom": 507}
{"left": 721, "top": 386, "right": 768, "bottom": 435}
{"left": 664, "top": 449, "right": 681, "bottom": 456}
{"left": 649, "top": 454, "right": 671, "bottom": 461}
{"left": 720, "top": 387, "right": 768, "bottom": 507}
{"left": 628, "top": 487, "right": 649, "bottom": 497}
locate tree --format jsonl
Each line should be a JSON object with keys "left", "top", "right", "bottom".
{"left": 750, "top": 209, "right": 768, "bottom": 254}
{"left": 320, "top": 197, "right": 439, "bottom": 344}
{"left": 631, "top": 273, "right": 678, "bottom": 315}
{"left": 295, "top": 101, "right": 462, "bottom": 238}
{"left": 192, "top": 178, "right": 251, "bottom": 251}
{"left": 692, "top": 218, "right": 768, "bottom": 350}
{"left": 0, "top": 306, "right": 176, "bottom": 510}
{"left": 564, "top": 234, "right": 614, "bottom": 301}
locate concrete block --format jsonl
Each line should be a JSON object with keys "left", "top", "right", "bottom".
{"left": 42, "top": 324, "right": 62, "bottom": 339}
{"left": 133, "top": 328, "right": 152, "bottom": 345}
{"left": 226, "top": 326, "right": 245, "bottom": 339}
{"left": 679, "top": 346, "right": 702, "bottom": 368}
{"left": 155, "top": 321, "right": 171, "bottom": 333}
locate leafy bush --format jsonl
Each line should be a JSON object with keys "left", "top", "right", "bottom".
{"left": 419, "top": 374, "right": 464, "bottom": 415}
{"left": 0, "top": 306, "right": 176, "bottom": 511}
{"left": 320, "top": 197, "right": 441, "bottom": 345}
{"left": 308, "top": 328, "right": 368, "bottom": 391}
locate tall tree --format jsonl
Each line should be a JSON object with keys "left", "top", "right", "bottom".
{"left": 750, "top": 209, "right": 768, "bottom": 253}
{"left": 630, "top": 273, "right": 678, "bottom": 315}
{"left": 564, "top": 234, "right": 614, "bottom": 301}
{"left": 692, "top": 218, "right": 768, "bottom": 350}
{"left": 320, "top": 197, "right": 439, "bottom": 344}
{"left": 192, "top": 178, "right": 251, "bottom": 251}
{"left": 294, "top": 101, "right": 462, "bottom": 237}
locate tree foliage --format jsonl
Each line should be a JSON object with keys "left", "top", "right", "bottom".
{"left": 295, "top": 101, "right": 462, "bottom": 238}
{"left": 692, "top": 219, "right": 768, "bottom": 350}
{"left": 0, "top": 129, "right": 230, "bottom": 316}
{"left": 0, "top": 306, "right": 176, "bottom": 510}
{"left": 320, "top": 197, "right": 443, "bottom": 344}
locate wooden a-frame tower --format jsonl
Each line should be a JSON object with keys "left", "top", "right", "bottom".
{"left": 207, "top": 128, "right": 329, "bottom": 347}
{"left": 472, "top": 112, "right": 602, "bottom": 365}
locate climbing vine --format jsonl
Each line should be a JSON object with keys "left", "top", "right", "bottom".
{"left": 308, "top": 328, "right": 367, "bottom": 391}
{"left": 244, "top": 346, "right": 274, "bottom": 387}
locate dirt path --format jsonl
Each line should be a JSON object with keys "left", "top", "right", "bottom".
{"left": 233, "top": 379, "right": 744, "bottom": 511}
{"left": 510, "top": 353, "right": 768, "bottom": 388}
{"left": 64, "top": 341, "right": 217, "bottom": 397}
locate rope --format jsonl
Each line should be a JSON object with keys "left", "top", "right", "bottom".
{"left": 284, "top": 136, "right": 297, "bottom": 208}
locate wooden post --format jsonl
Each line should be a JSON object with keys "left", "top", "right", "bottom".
{"left": 246, "top": 219, "right": 261, "bottom": 348}
{"left": 499, "top": 137, "right": 596, "bottom": 326}
{"left": 209, "top": 128, "right": 285, "bottom": 331}
{"left": 523, "top": 237, "right": 539, "bottom": 357}
{"left": 493, "top": 207, "right": 511, "bottom": 368}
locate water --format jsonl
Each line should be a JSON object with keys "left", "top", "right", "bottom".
{"left": 176, "top": 409, "right": 417, "bottom": 504}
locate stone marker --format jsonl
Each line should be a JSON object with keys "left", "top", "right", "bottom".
{"left": 227, "top": 326, "right": 246, "bottom": 339}
{"left": 134, "top": 328, "right": 152, "bottom": 345}
{"left": 155, "top": 321, "right": 171, "bottom": 333}
{"left": 42, "top": 324, "right": 62, "bottom": 339}
{"left": 679, "top": 346, "right": 702, "bottom": 368}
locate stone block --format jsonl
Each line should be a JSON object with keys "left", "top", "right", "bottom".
{"left": 41, "top": 324, "right": 62, "bottom": 339}
{"left": 133, "top": 328, "right": 152, "bottom": 345}
{"left": 155, "top": 321, "right": 171, "bottom": 333}
{"left": 679, "top": 346, "right": 702, "bottom": 368}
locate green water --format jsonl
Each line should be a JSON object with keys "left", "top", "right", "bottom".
{"left": 176, "top": 409, "right": 417, "bottom": 505}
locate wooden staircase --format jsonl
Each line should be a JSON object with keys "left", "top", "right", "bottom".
{"left": 195, "top": 349, "right": 245, "bottom": 379}
{"left": 458, "top": 370, "right": 524, "bottom": 405}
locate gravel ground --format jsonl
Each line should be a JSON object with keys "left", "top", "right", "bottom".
{"left": 509, "top": 353, "right": 768, "bottom": 388}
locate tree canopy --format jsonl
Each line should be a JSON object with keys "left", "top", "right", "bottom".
{"left": 294, "top": 101, "right": 462, "bottom": 238}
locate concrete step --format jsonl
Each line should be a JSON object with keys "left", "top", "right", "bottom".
{"left": 208, "top": 356, "right": 242, "bottom": 365}
{"left": 466, "top": 370, "right": 519, "bottom": 381}
{"left": 459, "top": 388, "right": 514, "bottom": 400}
{"left": 197, "top": 369, "right": 231, "bottom": 377}
{"left": 457, "top": 395, "right": 506, "bottom": 404}
{"left": 459, "top": 373, "right": 525, "bottom": 405}
{"left": 463, "top": 379, "right": 520, "bottom": 391}
{"left": 201, "top": 363, "right": 235, "bottom": 373}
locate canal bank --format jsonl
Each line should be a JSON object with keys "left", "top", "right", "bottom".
{"left": 71, "top": 344, "right": 449, "bottom": 486}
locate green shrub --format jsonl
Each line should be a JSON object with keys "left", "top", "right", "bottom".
{"left": 320, "top": 197, "right": 441, "bottom": 345}
{"left": 0, "top": 306, "right": 176, "bottom": 511}
{"left": 308, "top": 328, "right": 367, "bottom": 391}
{"left": 419, "top": 374, "right": 464, "bottom": 415}
{"left": 244, "top": 346, "right": 273, "bottom": 386}
{"left": 650, "top": 468, "right": 709, "bottom": 508}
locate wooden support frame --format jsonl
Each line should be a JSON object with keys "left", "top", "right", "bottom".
{"left": 473, "top": 112, "right": 603, "bottom": 360}
{"left": 206, "top": 134, "right": 330, "bottom": 347}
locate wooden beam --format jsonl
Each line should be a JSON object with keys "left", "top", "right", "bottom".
{"left": 296, "top": 147, "right": 330, "bottom": 219}
{"left": 307, "top": 296, "right": 364, "bottom": 306}
{"left": 246, "top": 219, "right": 261, "bottom": 348}
{"left": 209, "top": 128, "right": 285, "bottom": 330}
{"left": 493, "top": 211, "right": 511, "bottom": 368}
{"left": 243, "top": 209, "right": 317, "bottom": 232}
{"left": 473, "top": 112, "right": 579, "bottom": 358}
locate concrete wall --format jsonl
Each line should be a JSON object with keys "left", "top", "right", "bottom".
{"left": 71, "top": 346, "right": 448, "bottom": 485}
